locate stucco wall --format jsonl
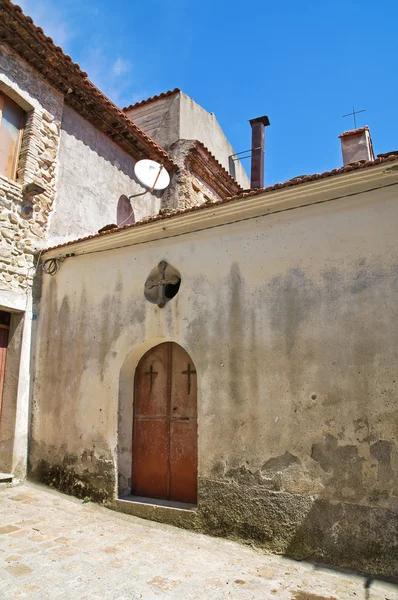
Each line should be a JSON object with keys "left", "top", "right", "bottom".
{"left": 125, "top": 94, "right": 181, "bottom": 152}
{"left": 31, "top": 184, "right": 398, "bottom": 575}
{"left": 47, "top": 105, "right": 162, "bottom": 244}
{"left": 179, "top": 93, "right": 250, "bottom": 189}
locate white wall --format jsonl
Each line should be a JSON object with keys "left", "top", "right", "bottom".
{"left": 125, "top": 94, "right": 181, "bottom": 152}
{"left": 179, "top": 93, "right": 250, "bottom": 189}
{"left": 48, "top": 106, "right": 163, "bottom": 244}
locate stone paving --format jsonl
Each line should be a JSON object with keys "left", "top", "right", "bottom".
{"left": 0, "top": 484, "right": 397, "bottom": 600}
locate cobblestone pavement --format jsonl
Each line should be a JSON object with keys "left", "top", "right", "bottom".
{"left": 0, "top": 484, "right": 397, "bottom": 600}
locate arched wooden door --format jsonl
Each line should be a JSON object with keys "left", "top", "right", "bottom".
{"left": 132, "top": 342, "right": 197, "bottom": 504}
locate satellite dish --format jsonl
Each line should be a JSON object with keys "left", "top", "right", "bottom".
{"left": 134, "top": 159, "right": 170, "bottom": 191}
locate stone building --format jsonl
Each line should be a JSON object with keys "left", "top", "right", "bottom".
{"left": 1, "top": 0, "right": 398, "bottom": 581}
{"left": 0, "top": 2, "right": 245, "bottom": 481}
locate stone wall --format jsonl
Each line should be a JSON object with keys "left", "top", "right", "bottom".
{"left": 0, "top": 44, "right": 63, "bottom": 293}
{"left": 161, "top": 140, "right": 220, "bottom": 212}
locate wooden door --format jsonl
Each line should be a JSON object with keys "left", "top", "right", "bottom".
{"left": 132, "top": 342, "right": 197, "bottom": 503}
{"left": 0, "top": 311, "right": 10, "bottom": 417}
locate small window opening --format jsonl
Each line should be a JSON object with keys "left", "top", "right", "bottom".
{"left": 165, "top": 279, "right": 181, "bottom": 300}
{"left": 0, "top": 93, "right": 25, "bottom": 180}
{"left": 117, "top": 194, "right": 135, "bottom": 226}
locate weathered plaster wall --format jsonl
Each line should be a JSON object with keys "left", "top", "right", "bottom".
{"left": 47, "top": 105, "right": 162, "bottom": 244}
{"left": 31, "top": 185, "right": 398, "bottom": 575}
{"left": 179, "top": 93, "right": 250, "bottom": 189}
{"left": 125, "top": 94, "right": 181, "bottom": 152}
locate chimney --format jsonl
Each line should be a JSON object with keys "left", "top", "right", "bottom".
{"left": 339, "top": 126, "right": 375, "bottom": 166}
{"left": 249, "top": 115, "right": 270, "bottom": 188}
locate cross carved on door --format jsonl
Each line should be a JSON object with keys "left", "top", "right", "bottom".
{"left": 144, "top": 364, "right": 158, "bottom": 391}
{"left": 182, "top": 363, "right": 196, "bottom": 395}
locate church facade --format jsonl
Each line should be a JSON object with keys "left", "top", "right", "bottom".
{"left": 0, "top": 0, "right": 397, "bottom": 580}
{"left": 33, "top": 159, "right": 398, "bottom": 576}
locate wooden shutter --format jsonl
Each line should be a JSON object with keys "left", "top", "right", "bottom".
{"left": 0, "top": 94, "right": 25, "bottom": 180}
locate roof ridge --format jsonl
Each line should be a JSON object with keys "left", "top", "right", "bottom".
{"left": 123, "top": 88, "right": 181, "bottom": 112}
{"left": 339, "top": 126, "right": 370, "bottom": 138}
{"left": 186, "top": 140, "right": 243, "bottom": 193}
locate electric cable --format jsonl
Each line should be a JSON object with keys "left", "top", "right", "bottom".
{"left": 41, "top": 257, "right": 64, "bottom": 276}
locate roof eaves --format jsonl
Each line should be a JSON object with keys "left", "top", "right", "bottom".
{"left": 185, "top": 140, "right": 243, "bottom": 197}
{"left": 1, "top": 1, "right": 176, "bottom": 170}
{"left": 227, "top": 153, "right": 398, "bottom": 201}
{"left": 41, "top": 153, "right": 398, "bottom": 254}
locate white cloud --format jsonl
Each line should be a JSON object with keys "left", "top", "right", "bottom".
{"left": 79, "top": 47, "right": 135, "bottom": 107}
{"left": 112, "top": 58, "right": 131, "bottom": 77}
{"left": 13, "top": 1, "right": 152, "bottom": 109}
{"left": 15, "top": 0, "right": 73, "bottom": 50}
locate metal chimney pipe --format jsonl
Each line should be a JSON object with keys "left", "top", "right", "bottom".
{"left": 249, "top": 116, "right": 270, "bottom": 188}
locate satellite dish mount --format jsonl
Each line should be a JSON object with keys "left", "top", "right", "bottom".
{"left": 128, "top": 159, "right": 170, "bottom": 201}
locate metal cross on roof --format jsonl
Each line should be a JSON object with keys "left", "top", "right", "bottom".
{"left": 342, "top": 106, "right": 366, "bottom": 129}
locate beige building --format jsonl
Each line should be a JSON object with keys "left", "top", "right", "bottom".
{"left": 33, "top": 149, "right": 398, "bottom": 577}
{"left": 1, "top": 0, "right": 398, "bottom": 580}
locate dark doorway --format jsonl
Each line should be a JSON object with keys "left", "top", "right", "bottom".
{"left": 132, "top": 342, "right": 197, "bottom": 504}
{"left": 0, "top": 311, "right": 10, "bottom": 417}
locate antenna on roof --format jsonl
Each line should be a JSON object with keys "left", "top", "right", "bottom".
{"left": 134, "top": 160, "right": 170, "bottom": 192}
{"left": 118, "top": 160, "right": 171, "bottom": 228}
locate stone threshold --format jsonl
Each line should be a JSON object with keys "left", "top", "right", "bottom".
{"left": 0, "top": 473, "right": 13, "bottom": 482}
{"left": 110, "top": 495, "right": 198, "bottom": 530}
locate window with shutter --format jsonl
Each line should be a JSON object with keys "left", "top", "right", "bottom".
{"left": 0, "top": 93, "right": 25, "bottom": 180}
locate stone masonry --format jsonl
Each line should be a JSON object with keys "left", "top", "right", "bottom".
{"left": 0, "top": 43, "right": 63, "bottom": 293}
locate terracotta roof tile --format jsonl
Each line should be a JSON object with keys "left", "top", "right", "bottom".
{"left": 42, "top": 153, "right": 398, "bottom": 254}
{"left": 377, "top": 150, "right": 398, "bottom": 158}
{"left": 1, "top": 1, "right": 176, "bottom": 169}
{"left": 123, "top": 89, "right": 181, "bottom": 112}
{"left": 185, "top": 140, "right": 242, "bottom": 197}
{"left": 339, "top": 126, "right": 370, "bottom": 138}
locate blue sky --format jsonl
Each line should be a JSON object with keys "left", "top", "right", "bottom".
{"left": 17, "top": 0, "right": 398, "bottom": 185}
